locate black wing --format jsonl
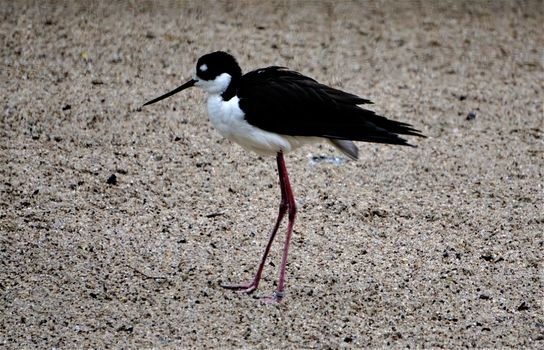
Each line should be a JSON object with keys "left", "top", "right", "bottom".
{"left": 237, "top": 67, "right": 424, "bottom": 146}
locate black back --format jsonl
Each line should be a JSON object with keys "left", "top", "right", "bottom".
{"left": 237, "top": 67, "right": 424, "bottom": 145}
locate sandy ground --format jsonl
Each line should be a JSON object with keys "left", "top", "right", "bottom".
{"left": 1, "top": 0, "right": 543, "bottom": 348}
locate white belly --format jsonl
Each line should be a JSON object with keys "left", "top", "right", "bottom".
{"left": 206, "top": 94, "right": 318, "bottom": 156}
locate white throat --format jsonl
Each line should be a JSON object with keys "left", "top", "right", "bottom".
{"left": 195, "top": 72, "right": 232, "bottom": 95}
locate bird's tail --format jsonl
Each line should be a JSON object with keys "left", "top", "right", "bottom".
{"left": 324, "top": 109, "right": 425, "bottom": 147}
{"left": 329, "top": 139, "right": 359, "bottom": 160}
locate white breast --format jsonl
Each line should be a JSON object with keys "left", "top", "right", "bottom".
{"left": 206, "top": 94, "right": 319, "bottom": 156}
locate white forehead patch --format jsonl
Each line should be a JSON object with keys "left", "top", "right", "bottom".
{"left": 199, "top": 64, "right": 208, "bottom": 72}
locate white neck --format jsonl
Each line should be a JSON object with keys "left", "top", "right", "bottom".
{"left": 195, "top": 73, "right": 232, "bottom": 95}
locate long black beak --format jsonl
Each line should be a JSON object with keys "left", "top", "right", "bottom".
{"left": 142, "top": 79, "right": 196, "bottom": 107}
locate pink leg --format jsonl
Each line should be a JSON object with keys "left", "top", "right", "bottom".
{"left": 265, "top": 151, "right": 297, "bottom": 303}
{"left": 221, "top": 152, "right": 291, "bottom": 295}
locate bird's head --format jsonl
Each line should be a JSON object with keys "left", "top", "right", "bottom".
{"left": 194, "top": 51, "right": 242, "bottom": 94}
{"left": 143, "top": 51, "right": 241, "bottom": 106}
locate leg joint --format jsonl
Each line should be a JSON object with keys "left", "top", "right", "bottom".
{"left": 288, "top": 201, "right": 297, "bottom": 220}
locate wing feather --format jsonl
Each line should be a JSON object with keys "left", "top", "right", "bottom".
{"left": 238, "top": 67, "right": 424, "bottom": 145}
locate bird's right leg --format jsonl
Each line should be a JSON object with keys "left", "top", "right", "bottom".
{"left": 221, "top": 153, "right": 288, "bottom": 294}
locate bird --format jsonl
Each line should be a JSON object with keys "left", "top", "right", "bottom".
{"left": 143, "top": 51, "right": 424, "bottom": 303}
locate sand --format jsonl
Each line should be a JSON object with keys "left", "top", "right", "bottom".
{"left": 1, "top": 0, "right": 543, "bottom": 348}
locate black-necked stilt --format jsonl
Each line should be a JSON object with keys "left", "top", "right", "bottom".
{"left": 143, "top": 51, "right": 424, "bottom": 303}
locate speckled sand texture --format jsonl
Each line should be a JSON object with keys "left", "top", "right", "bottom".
{"left": 1, "top": 1, "right": 543, "bottom": 348}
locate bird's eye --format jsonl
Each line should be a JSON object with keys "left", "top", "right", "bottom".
{"left": 199, "top": 64, "right": 208, "bottom": 72}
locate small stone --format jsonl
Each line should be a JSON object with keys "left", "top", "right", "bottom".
{"left": 106, "top": 174, "right": 117, "bottom": 185}
{"left": 480, "top": 253, "right": 493, "bottom": 261}
{"left": 466, "top": 111, "right": 476, "bottom": 120}
{"left": 517, "top": 302, "right": 529, "bottom": 311}
{"left": 371, "top": 209, "right": 388, "bottom": 218}
{"left": 110, "top": 53, "right": 122, "bottom": 64}
{"left": 117, "top": 325, "right": 134, "bottom": 333}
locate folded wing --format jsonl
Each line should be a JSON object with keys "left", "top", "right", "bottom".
{"left": 238, "top": 67, "right": 424, "bottom": 146}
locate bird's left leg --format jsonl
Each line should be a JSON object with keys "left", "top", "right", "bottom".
{"left": 220, "top": 152, "right": 288, "bottom": 295}
{"left": 263, "top": 151, "right": 297, "bottom": 303}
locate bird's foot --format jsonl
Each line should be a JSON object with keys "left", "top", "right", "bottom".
{"left": 261, "top": 291, "right": 284, "bottom": 304}
{"left": 222, "top": 283, "right": 284, "bottom": 303}
{"left": 221, "top": 282, "right": 258, "bottom": 295}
